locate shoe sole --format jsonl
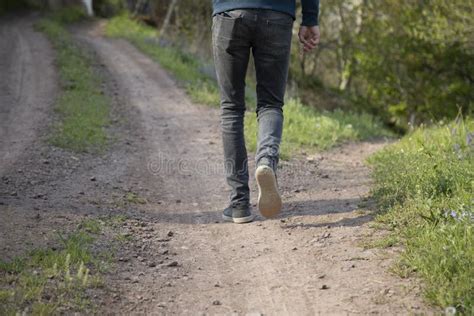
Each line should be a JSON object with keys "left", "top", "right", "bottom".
{"left": 222, "top": 213, "right": 255, "bottom": 224}
{"left": 256, "top": 165, "right": 282, "bottom": 218}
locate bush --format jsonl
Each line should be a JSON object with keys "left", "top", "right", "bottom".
{"left": 368, "top": 116, "right": 474, "bottom": 313}
{"left": 93, "top": 0, "right": 125, "bottom": 17}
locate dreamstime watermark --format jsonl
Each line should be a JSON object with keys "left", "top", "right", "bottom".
{"left": 146, "top": 150, "right": 319, "bottom": 178}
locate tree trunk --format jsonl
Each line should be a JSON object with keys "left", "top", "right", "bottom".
{"left": 82, "top": 0, "right": 94, "bottom": 16}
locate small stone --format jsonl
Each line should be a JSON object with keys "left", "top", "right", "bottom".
{"left": 321, "top": 174, "right": 330, "bottom": 179}
{"left": 148, "top": 262, "right": 157, "bottom": 267}
{"left": 321, "top": 284, "right": 329, "bottom": 290}
{"left": 167, "top": 231, "right": 174, "bottom": 237}
{"left": 292, "top": 247, "right": 298, "bottom": 251}
{"left": 158, "top": 302, "right": 166, "bottom": 308}
{"left": 381, "top": 288, "right": 390, "bottom": 295}
{"left": 175, "top": 199, "right": 181, "bottom": 204}
{"left": 318, "top": 274, "right": 326, "bottom": 279}
{"left": 212, "top": 300, "right": 221, "bottom": 306}
{"left": 90, "top": 176, "right": 96, "bottom": 181}
{"left": 167, "top": 261, "right": 178, "bottom": 267}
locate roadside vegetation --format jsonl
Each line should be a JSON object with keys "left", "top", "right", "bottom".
{"left": 105, "top": 15, "right": 393, "bottom": 158}
{"left": 0, "top": 217, "right": 125, "bottom": 315}
{"left": 37, "top": 9, "right": 111, "bottom": 153}
{"left": 367, "top": 116, "right": 474, "bottom": 313}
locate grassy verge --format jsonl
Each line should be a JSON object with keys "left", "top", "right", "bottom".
{"left": 37, "top": 9, "right": 110, "bottom": 153}
{"left": 367, "top": 116, "right": 474, "bottom": 313}
{"left": 0, "top": 217, "right": 125, "bottom": 315}
{"left": 105, "top": 15, "right": 393, "bottom": 158}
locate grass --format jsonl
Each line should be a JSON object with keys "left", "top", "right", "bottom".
{"left": 36, "top": 10, "right": 111, "bottom": 153}
{"left": 0, "top": 218, "right": 118, "bottom": 315}
{"left": 367, "top": 115, "right": 474, "bottom": 313}
{"left": 245, "top": 98, "right": 393, "bottom": 160}
{"left": 105, "top": 15, "right": 393, "bottom": 158}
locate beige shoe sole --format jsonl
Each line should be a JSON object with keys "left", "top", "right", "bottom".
{"left": 256, "top": 165, "right": 282, "bottom": 218}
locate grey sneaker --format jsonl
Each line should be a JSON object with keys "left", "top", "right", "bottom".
{"left": 255, "top": 164, "right": 282, "bottom": 218}
{"left": 222, "top": 205, "right": 255, "bottom": 224}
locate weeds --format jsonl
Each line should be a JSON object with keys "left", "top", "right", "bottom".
{"left": 368, "top": 115, "right": 474, "bottom": 313}
{"left": 0, "top": 219, "right": 111, "bottom": 315}
{"left": 37, "top": 12, "right": 110, "bottom": 153}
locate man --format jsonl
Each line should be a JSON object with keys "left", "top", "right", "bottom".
{"left": 212, "top": 0, "right": 320, "bottom": 223}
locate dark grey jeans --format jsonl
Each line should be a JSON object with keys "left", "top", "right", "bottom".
{"left": 212, "top": 9, "right": 293, "bottom": 207}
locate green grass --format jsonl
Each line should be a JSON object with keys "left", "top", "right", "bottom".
{"left": 37, "top": 12, "right": 110, "bottom": 153}
{"left": 245, "top": 98, "right": 393, "bottom": 159}
{"left": 0, "top": 219, "right": 111, "bottom": 315}
{"left": 367, "top": 116, "right": 474, "bottom": 313}
{"left": 105, "top": 15, "right": 393, "bottom": 158}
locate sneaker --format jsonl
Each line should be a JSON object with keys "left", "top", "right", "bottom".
{"left": 255, "top": 164, "right": 282, "bottom": 218}
{"left": 222, "top": 205, "right": 255, "bottom": 224}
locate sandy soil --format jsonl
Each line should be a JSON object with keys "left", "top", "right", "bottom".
{"left": 0, "top": 16, "right": 438, "bottom": 315}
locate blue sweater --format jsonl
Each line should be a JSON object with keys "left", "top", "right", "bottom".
{"left": 212, "top": 0, "right": 320, "bottom": 26}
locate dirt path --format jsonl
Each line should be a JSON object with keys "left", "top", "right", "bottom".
{"left": 1, "top": 17, "right": 435, "bottom": 314}
{"left": 0, "top": 16, "right": 57, "bottom": 176}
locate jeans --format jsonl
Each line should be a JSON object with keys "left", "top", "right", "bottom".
{"left": 212, "top": 9, "right": 293, "bottom": 207}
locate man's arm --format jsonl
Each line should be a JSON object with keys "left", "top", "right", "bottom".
{"left": 299, "top": 0, "right": 320, "bottom": 52}
{"left": 301, "top": 0, "right": 320, "bottom": 26}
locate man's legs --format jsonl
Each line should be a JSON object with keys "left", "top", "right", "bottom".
{"left": 212, "top": 11, "right": 252, "bottom": 209}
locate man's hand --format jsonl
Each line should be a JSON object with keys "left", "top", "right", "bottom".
{"left": 298, "top": 26, "right": 320, "bottom": 53}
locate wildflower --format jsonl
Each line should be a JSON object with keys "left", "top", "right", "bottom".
{"left": 450, "top": 210, "right": 457, "bottom": 219}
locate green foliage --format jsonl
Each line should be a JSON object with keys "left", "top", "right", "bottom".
{"left": 353, "top": 0, "right": 474, "bottom": 129}
{"left": 245, "top": 98, "right": 393, "bottom": 159}
{"left": 94, "top": 0, "right": 125, "bottom": 17}
{"left": 51, "top": 5, "right": 88, "bottom": 24}
{"left": 0, "top": 219, "right": 108, "bottom": 315}
{"left": 37, "top": 16, "right": 110, "bottom": 153}
{"left": 368, "top": 116, "right": 474, "bottom": 312}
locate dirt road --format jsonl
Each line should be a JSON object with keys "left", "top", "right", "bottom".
{"left": 0, "top": 17, "right": 435, "bottom": 314}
